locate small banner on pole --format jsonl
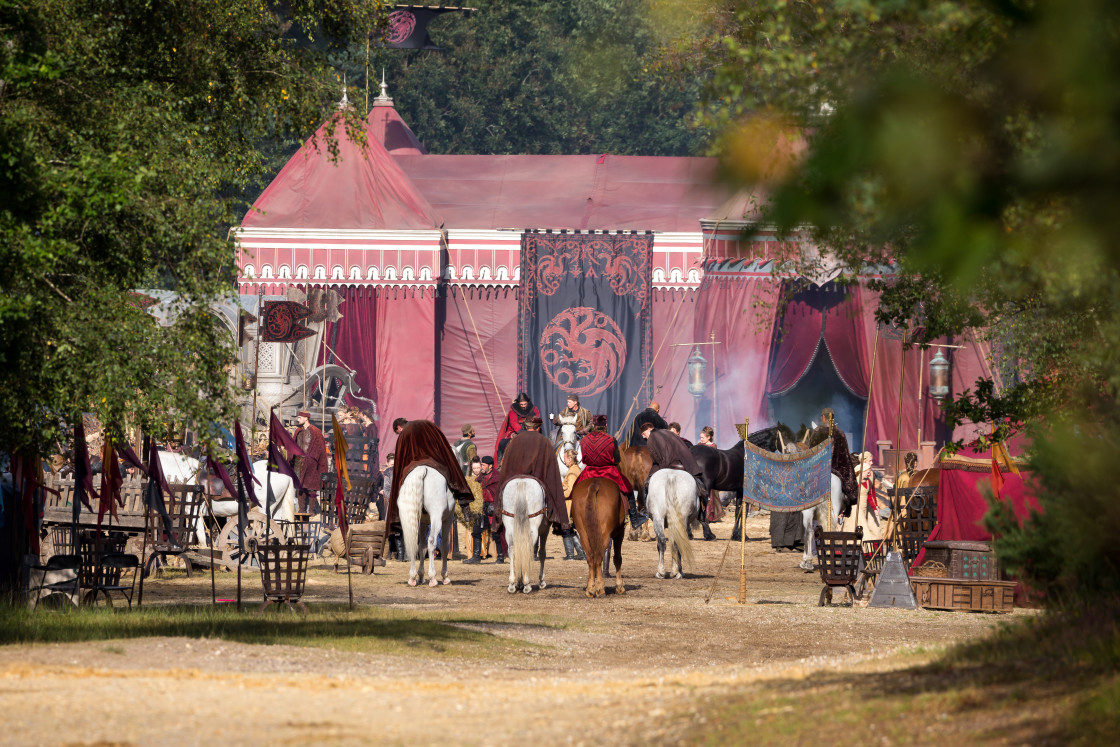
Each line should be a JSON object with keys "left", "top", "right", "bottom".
{"left": 743, "top": 439, "right": 833, "bottom": 512}
{"left": 260, "top": 301, "right": 313, "bottom": 343}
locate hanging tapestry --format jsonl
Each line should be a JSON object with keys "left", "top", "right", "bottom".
{"left": 518, "top": 231, "right": 652, "bottom": 433}
{"left": 744, "top": 438, "right": 833, "bottom": 512}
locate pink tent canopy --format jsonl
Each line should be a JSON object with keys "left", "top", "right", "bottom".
{"left": 393, "top": 153, "right": 727, "bottom": 231}
{"left": 243, "top": 110, "right": 441, "bottom": 231}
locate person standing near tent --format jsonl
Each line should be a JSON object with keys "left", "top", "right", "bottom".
{"left": 629, "top": 401, "right": 670, "bottom": 446}
{"left": 292, "top": 410, "right": 326, "bottom": 514}
{"left": 452, "top": 424, "right": 477, "bottom": 476}
{"left": 494, "top": 392, "right": 541, "bottom": 461}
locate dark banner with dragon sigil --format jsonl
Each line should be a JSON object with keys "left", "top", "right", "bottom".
{"left": 518, "top": 231, "right": 652, "bottom": 435}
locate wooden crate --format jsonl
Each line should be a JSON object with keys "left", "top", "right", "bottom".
{"left": 911, "top": 576, "right": 1016, "bottom": 612}
{"left": 922, "top": 540, "right": 1000, "bottom": 581}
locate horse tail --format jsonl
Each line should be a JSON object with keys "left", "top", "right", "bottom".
{"left": 666, "top": 474, "right": 695, "bottom": 571}
{"left": 512, "top": 481, "right": 532, "bottom": 582}
{"left": 400, "top": 467, "right": 423, "bottom": 563}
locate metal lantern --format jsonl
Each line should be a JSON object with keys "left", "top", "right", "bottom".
{"left": 687, "top": 346, "right": 708, "bottom": 398}
{"left": 928, "top": 347, "right": 951, "bottom": 400}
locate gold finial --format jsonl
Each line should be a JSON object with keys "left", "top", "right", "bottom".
{"left": 735, "top": 416, "right": 750, "bottom": 442}
{"left": 827, "top": 412, "right": 835, "bottom": 437}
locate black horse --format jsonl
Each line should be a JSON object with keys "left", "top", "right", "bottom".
{"left": 692, "top": 424, "right": 796, "bottom": 541}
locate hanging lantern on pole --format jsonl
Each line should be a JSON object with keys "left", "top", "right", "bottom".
{"left": 928, "top": 347, "right": 951, "bottom": 400}
{"left": 687, "top": 346, "right": 708, "bottom": 398}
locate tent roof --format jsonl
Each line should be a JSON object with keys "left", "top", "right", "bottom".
{"left": 368, "top": 99, "right": 427, "bottom": 156}
{"left": 393, "top": 153, "right": 730, "bottom": 232}
{"left": 242, "top": 109, "right": 440, "bottom": 231}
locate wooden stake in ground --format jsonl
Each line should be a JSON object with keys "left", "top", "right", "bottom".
{"left": 204, "top": 480, "right": 216, "bottom": 606}
{"left": 738, "top": 417, "right": 749, "bottom": 604}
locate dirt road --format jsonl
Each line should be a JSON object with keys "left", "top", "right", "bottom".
{"left": 0, "top": 514, "right": 1021, "bottom": 745}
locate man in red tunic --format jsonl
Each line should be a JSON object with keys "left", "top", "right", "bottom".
{"left": 576, "top": 414, "right": 649, "bottom": 529}
{"left": 292, "top": 410, "right": 327, "bottom": 513}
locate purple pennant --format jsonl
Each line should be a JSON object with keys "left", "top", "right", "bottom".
{"left": 207, "top": 447, "right": 237, "bottom": 499}
{"left": 268, "top": 441, "right": 303, "bottom": 494}
{"left": 233, "top": 421, "right": 261, "bottom": 506}
{"left": 270, "top": 411, "right": 305, "bottom": 459}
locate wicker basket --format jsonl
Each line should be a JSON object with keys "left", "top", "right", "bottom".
{"left": 913, "top": 560, "right": 948, "bottom": 578}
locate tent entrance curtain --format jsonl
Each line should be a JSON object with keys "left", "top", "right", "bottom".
{"left": 518, "top": 231, "right": 652, "bottom": 434}
{"left": 766, "top": 282, "right": 873, "bottom": 400}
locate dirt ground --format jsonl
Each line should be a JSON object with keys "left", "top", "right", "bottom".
{"left": 0, "top": 513, "right": 1028, "bottom": 745}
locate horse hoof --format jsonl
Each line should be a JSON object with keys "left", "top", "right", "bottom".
{"left": 509, "top": 585, "right": 518, "bottom": 594}
{"left": 539, "top": 580, "right": 547, "bottom": 589}
{"left": 522, "top": 586, "right": 532, "bottom": 594}
{"left": 585, "top": 589, "right": 595, "bottom": 598}
{"left": 407, "top": 578, "right": 418, "bottom": 587}
{"left": 655, "top": 571, "right": 665, "bottom": 579}
{"left": 442, "top": 577, "right": 451, "bottom": 585}
{"left": 428, "top": 578, "right": 439, "bottom": 587}
{"left": 799, "top": 559, "right": 815, "bottom": 572}
{"left": 616, "top": 585, "right": 626, "bottom": 595}
{"left": 673, "top": 573, "right": 683, "bottom": 580}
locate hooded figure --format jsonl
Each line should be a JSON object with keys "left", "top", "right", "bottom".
{"left": 386, "top": 419, "right": 473, "bottom": 529}
{"left": 496, "top": 417, "right": 569, "bottom": 532}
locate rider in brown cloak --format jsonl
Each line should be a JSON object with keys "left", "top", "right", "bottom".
{"left": 386, "top": 419, "right": 473, "bottom": 528}
{"left": 496, "top": 417, "right": 570, "bottom": 532}
{"left": 643, "top": 425, "right": 703, "bottom": 480}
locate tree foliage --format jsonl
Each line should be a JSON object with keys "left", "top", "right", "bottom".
{"left": 356, "top": 0, "right": 710, "bottom": 156}
{"left": 682, "top": 0, "right": 1120, "bottom": 601}
{"left": 0, "top": 0, "right": 381, "bottom": 453}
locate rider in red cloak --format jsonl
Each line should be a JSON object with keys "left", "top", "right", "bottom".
{"left": 494, "top": 392, "right": 541, "bottom": 461}
{"left": 575, "top": 414, "right": 649, "bottom": 528}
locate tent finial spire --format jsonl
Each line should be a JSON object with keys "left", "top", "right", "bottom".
{"left": 375, "top": 68, "right": 392, "bottom": 104}
{"left": 338, "top": 73, "right": 349, "bottom": 109}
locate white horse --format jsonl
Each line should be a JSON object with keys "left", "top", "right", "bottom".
{"left": 156, "top": 453, "right": 297, "bottom": 545}
{"left": 799, "top": 473, "right": 845, "bottom": 571}
{"left": 397, "top": 465, "right": 455, "bottom": 587}
{"left": 647, "top": 469, "right": 699, "bottom": 579}
{"left": 501, "top": 478, "right": 549, "bottom": 593}
{"left": 555, "top": 424, "right": 583, "bottom": 480}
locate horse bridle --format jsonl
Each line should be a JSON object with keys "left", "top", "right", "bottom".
{"left": 502, "top": 508, "right": 546, "bottom": 519}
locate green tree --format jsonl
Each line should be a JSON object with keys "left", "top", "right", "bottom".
{"left": 356, "top": 0, "right": 710, "bottom": 155}
{"left": 685, "top": 0, "right": 1120, "bottom": 601}
{"left": 0, "top": 0, "right": 381, "bottom": 459}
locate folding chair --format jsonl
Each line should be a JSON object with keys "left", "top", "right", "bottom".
{"left": 27, "top": 554, "right": 81, "bottom": 610}
{"left": 84, "top": 552, "right": 141, "bottom": 608}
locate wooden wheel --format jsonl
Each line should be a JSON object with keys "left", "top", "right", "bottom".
{"left": 215, "top": 509, "right": 284, "bottom": 571}
{"left": 819, "top": 586, "right": 833, "bottom": 606}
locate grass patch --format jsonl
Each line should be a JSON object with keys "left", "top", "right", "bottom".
{"left": 692, "top": 603, "right": 1120, "bottom": 745}
{"left": 0, "top": 603, "right": 564, "bottom": 659}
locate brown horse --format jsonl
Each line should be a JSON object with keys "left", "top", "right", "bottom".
{"left": 619, "top": 445, "right": 652, "bottom": 507}
{"left": 570, "top": 477, "right": 627, "bottom": 598}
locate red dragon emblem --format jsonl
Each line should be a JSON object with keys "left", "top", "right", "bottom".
{"left": 386, "top": 10, "right": 417, "bottom": 44}
{"left": 539, "top": 307, "right": 627, "bottom": 396}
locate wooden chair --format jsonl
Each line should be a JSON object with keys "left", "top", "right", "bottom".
{"left": 27, "top": 554, "right": 81, "bottom": 610}
{"left": 84, "top": 553, "right": 140, "bottom": 608}
{"left": 143, "top": 484, "right": 203, "bottom": 577}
